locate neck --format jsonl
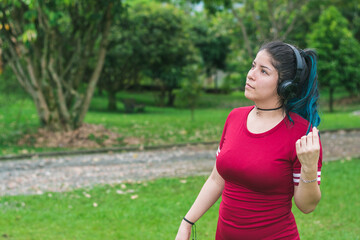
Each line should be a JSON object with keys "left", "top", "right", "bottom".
{"left": 253, "top": 104, "right": 284, "bottom": 118}
{"left": 255, "top": 105, "right": 283, "bottom": 111}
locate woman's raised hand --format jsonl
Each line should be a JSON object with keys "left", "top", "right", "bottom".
{"left": 295, "top": 127, "right": 320, "bottom": 171}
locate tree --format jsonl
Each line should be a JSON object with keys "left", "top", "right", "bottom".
{"left": 308, "top": 6, "right": 360, "bottom": 112}
{"left": 131, "top": 2, "right": 196, "bottom": 107}
{"left": 316, "top": 0, "right": 360, "bottom": 41}
{"left": 0, "top": 47, "right": 3, "bottom": 74}
{"left": 191, "top": 14, "right": 231, "bottom": 91}
{"left": 0, "top": 0, "right": 123, "bottom": 130}
{"left": 174, "top": 65, "right": 203, "bottom": 121}
{"left": 289, "top": 0, "right": 360, "bottom": 48}
{"left": 194, "top": 0, "right": 310, "bottom": 59}
{"left": 98, "top": 8, "right": 146, "bottom": 111}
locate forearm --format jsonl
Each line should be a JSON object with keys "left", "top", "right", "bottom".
{"left": 176, "top": 166, "right": 224, "bottom": 240}
{"left": 181, "top": 164, "right": 225, "bottom": 225}
{"left": 294, "top": 166, "right": 321, "bottom": 214}
{"left": 184, "top": 175, "right": 224, "bottom": 223}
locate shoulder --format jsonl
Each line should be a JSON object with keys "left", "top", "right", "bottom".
{"left": 229, "top": 106, "right": 254, "bottom": 117}
{"left": 225, "top": 106, "right": 253, "bottom": 122}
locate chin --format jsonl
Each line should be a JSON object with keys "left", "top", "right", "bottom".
{"left": 244, "top": 90, "right": 255, "bottom": 101}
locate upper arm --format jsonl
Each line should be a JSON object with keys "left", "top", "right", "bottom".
{"left": 210, "top": 163, "right": 225, "bottom": 188}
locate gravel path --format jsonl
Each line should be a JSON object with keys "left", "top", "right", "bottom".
{"left": 1, "top": 130, "right": 360, "bottom": 196}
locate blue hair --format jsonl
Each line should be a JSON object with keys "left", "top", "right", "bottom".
{"left": 260, "top": 41, "right": 321, "bottom": 134}
{"left": 286, "top": 52, "right": 321, "bottom": 134}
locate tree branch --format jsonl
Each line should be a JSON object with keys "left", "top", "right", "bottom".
{"left": 249, "top": 1, "right": 264, "bottom": 41}
{"left": 37, "top": 4, "right": 50, "bottom": 82}
{"left": 61, "top": 40, "right": 81, "bottom": 80}
{"left": 231, "top": 6, "right": 254, "bottom": 58}
{"left": 71, "top": 23, "right": 96, "bottom": 91}
{"left": 6, "top": 38, "right": 35, "bottom": 91}
{"left": 281, "top": 0, "right": 309, "bottom": 40}
{"left": 25, "top": 56, "right": 50, "bottom": 120}
{"left": 48, "top": 56, "right": 71, "bottom": 124}
{"left": 267, "top": 0, "right": 278, "bottom": 39}
{"left": 77, "top": 3, "right": 114, "bottom": 126}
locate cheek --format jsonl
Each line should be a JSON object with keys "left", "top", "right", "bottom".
{"left": 262, "top": 78, "right": 278, "bottom": 94}
{"left": 268, "top": 76, "right": 278, "bottom": 87}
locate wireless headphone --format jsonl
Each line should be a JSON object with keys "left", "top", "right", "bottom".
{"left": 277, "top": 44, "right": 304, "bottom": 100}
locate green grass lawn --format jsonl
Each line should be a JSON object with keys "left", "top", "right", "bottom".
{"left": 0, "top": 158, "right": 359, "bottom": 239}
{"left": 0, "top": 91, "right": 359, "bottom": 155}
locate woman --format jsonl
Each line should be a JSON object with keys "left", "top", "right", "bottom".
{"left": 175, "top": 41, "right": 323, "bottom": 240}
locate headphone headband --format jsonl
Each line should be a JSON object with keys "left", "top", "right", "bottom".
{"left": 277, "top": 43, "right": 305, "bottom": 100}
{"left": 286, "top": 44, "right": 304, "bottom": 82}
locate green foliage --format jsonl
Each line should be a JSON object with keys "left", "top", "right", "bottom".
{"left": 130, "top": 2, "right": 197, "bottom": 106}
{"left": 315, "top": 0, "right": 360, "bottom": 41}
{"left": 0, "top": 95, "right": 40, "bottom": 155}
{"left": 0, "top": 66, "right": 26, "bottom": 96}
{"left": 191, "top": 0, "right": 232, "bottom": 14}
{"left": 190, "top": 12, "right": 231, "bottom": 83}
{"left": 100, "top": 1, "right": 203, "bottom": 110}
{"left": 0, "top": 159, "right": 359, "bottom": 239}
{"left": 88, "top": 133, "right": 110, "bottom": 146}
{"left": 0, "top": 0, "right": 124, "bottom": 130}
{"left": 98, "top": 4, "right": 143, "bottom": 111}
{"left": 308, "top": 6, "right": 360, "bottom": 111}
{"left": 101, "top": 1, "right": 203, "bottom": 108}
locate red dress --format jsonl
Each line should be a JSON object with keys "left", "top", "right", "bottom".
{"left": 215, "top": 106, "right": 322, "bottom": 240}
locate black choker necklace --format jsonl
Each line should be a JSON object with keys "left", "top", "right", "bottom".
{"left": 256, "top": 105, "right": 283, "bottom": 111}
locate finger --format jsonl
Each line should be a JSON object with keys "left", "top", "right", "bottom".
{"left": 313, "top": 127, "right": 320, "bottom": 148}
{"left": 301, "top": 135, "right": 307, "bottom": 148}
{"left": 307, "top": 131, "right": 314, "bottom": 146}
{"left": 296, "top": 139, "right": 301, "bottom": 154}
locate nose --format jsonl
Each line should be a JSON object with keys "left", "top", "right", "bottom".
{"left": 247, "top": 68, "right": 255, "bottom": 81}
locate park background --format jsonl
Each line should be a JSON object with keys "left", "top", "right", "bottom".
{"left": 0, "top": 0, "right": 359, "bottom": 239}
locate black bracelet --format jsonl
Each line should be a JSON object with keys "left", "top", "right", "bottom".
{"left": 183, "top": 217, "right": 195, "bottom": 225}
{"left": 183, "top": 217, "right": 197, "bottom": 240}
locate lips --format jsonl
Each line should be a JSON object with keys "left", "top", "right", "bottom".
{"left": 246, "top": 83, "right": 255, "bottom": 89}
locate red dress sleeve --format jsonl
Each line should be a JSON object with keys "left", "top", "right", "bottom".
{"left": 216, "top": 111, "right": 232, "bottom": 157}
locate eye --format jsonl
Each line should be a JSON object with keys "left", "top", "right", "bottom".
{"left": 261, "top": 69, "right": 268, "bottom": 75}
{"left": 251, "top": 63, "right": 255, "bottom": 69}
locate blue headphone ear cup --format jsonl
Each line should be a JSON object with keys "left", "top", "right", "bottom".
{"left": 278, "top": 80, "right": 297, "bottom": 99}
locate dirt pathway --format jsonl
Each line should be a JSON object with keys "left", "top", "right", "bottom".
{"left": 1, "top": 130, "right": 360, "bottom": 196}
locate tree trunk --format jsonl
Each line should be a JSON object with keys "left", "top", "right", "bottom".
{"left": 108, "top": 90, "right": 117, "bottom": 111}
{"left": 0, "top": 48, "right": 3, "bottom": 74}
{"left": 167, "top": 89, "right": 176, "bottom": 107}
{"left": 158, "top": 90, "right": 166, "bottom": 106}
{"left": 190, "top": 107, "right": 195, "bottom": 122}
{"left": 76, "top": 4, "right": 113, "bottom": 127}
{"left": 1, "top": 1, "right": 120, "bottom": 132}
{"left": 329, "top": 87, "right": 334, "bottom": 112}
{"left": 214, "top": 69, "right": 218, "bottom": 93}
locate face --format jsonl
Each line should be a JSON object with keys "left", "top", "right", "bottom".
{"left": 244, "top": 50, "right": 280, "bottom": 106}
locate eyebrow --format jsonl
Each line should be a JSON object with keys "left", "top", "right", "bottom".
{"left": 260, "top": 65, "right": 272, "bottom": 71}
{"left": 253, "top": 61, "right": 272, "bottom": 71}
